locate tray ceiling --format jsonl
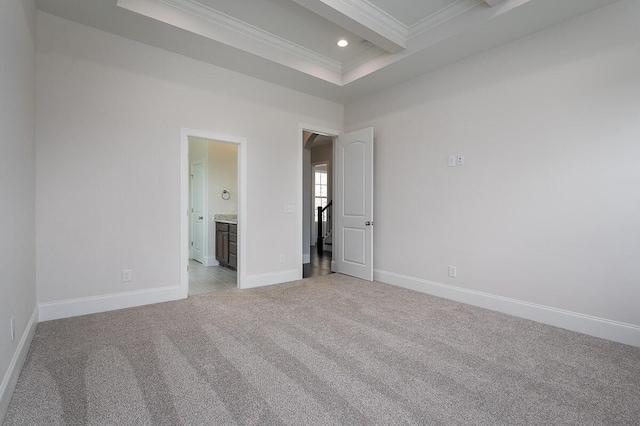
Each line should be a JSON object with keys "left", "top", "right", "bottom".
{"left": 36, "top": 0, "right": 621, "bottom": 102}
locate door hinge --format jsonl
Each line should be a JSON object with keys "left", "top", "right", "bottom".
{"left": 191, "top": 241, "right": 193, "bottom": 246}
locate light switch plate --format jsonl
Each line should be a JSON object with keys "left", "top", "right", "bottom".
{"left": 448, "top": 156, "right": 456, "bottom": 167}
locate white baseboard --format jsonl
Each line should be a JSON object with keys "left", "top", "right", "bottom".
{"left": 0, "top": 306, "right": 38, "bottom": 422}
{"left": 374, "top": 269, "right": 640, "bottom": 348}
{"left": 38, "top": 286, "right": 183, "bottom": 322}
{"left": 303, "top": 254, "right": 310, "bottom": 264}
{"left": 242, "top": 269, "right": 300, "bottom": 289}
{"left": 204, "top": 256, "right": 219, "bottom": 267}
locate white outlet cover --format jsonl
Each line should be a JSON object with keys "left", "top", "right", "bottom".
{"left": 122, "top": 269, "right": 132, "bottom": 282}
{"left": 448, "top": 266, "right": 457, "bottom": 278}
{"left": 457, "top": 155, "right": 464, "bottom": 165}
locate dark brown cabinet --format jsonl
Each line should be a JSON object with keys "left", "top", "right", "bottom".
{"left": 216, "top": 222, "right": 237, "bottom": 270}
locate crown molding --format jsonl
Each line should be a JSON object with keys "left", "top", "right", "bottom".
{"left": 154, "top": 0, "right": 343, "bottom": 73}
{"left": 119, "top": 0, "right": 490, "bottom": 86}
{"left": 291, "top": 0, "right": 406, "bottom": 53}
{"left": 341, "top": 45, "right": 386, "bottom": 73}
{"left": 323, "top": 0, "right": 487, "bottom": 43}
{"left": 408, "top": 0, "right": 485, "bottom": 38}
{"left": 337, "top": 0, "right": 409, "bottom": 41}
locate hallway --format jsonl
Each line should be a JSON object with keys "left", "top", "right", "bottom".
{"left": 303, "top": 250, "right": 333, "bottom": 279}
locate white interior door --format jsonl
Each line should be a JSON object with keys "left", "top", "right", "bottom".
{"left": 191, "top": 161, "right": 205, "bottom": 263}
{"left": 335, "top": 127, "right": 373, "bottom": 281}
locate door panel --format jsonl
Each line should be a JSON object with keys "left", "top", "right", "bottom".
{"left": 191, "top": 161, "right": 205, "bottom": 263}
{"left": 336, "top": 128, "right": 373, "bottom": 281}
{"left": 343, "top": 227, "right": 366, "bottom": 265}
{"left": 343, "top": 143, "right": 366, "bottom": 216}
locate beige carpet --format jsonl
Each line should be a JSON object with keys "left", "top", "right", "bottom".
{"left": 4, "top": 274, "right": 640, "bottom": 425}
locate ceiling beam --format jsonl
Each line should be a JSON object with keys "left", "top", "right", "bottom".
{"left": 291, "top": 0, "right": 407, "bottom": 54}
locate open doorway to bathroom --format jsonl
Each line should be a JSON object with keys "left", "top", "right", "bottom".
{"left": 188, "top": 136, "right": 239, "bottom": 295}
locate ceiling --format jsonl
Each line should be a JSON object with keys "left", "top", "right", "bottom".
{"left": 36, "top": 0, "right": 620, "bottom": 103}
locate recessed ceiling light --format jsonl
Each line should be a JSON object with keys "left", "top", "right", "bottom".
{"left": 337, "top": 39, "right": 349, "bottom": 48}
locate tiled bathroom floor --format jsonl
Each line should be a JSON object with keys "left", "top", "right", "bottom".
{"left": 188, "top": 259, "right": 237, "bottom": 296}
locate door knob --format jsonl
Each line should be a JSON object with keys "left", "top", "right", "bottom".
{"left": 199, "top": 216, "right": 203, "bottom": 220}
{"left": 365, "top": 221, "right": 373, "bottom": 226}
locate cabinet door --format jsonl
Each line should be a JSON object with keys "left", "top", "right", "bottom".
{"left": 216, "top": 231, "right": 225, "bottom": 262}
{"left": 222, "top": 232, "right": 229, "bottom": 263}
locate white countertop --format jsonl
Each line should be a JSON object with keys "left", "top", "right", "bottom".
{"left": 214, "top": 214, "right": 237, "bottom": 224}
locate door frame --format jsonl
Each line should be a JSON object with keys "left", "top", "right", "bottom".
{"left": 298, "top": 123, "right": 341, "bottom": 279}
{"left": 180, "top": 127, "right": 248, "bottom": 297}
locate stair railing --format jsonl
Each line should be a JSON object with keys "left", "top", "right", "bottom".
{"left": 316, "top": 200, "right": 332, "bottom": 252}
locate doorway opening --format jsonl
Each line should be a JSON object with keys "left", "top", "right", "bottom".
{"left": 180, "top": 128, "right": 247, "bottom": 298}
{"left": 299, "top": 124, "right": 375, "bottom": 282}
{"left": 302, "top": 129, "right": 336, "bottom": 279}
{"left": 188, "top": 137, "right": 238, "bottom": 295}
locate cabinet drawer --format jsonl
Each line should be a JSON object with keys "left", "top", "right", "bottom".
{"left": 229, "top": 241, "right": 237, "bottom": 255}
{"left": 229, "top": 254, "right": 237, "bottom": 268}
{"left": 229, "top": 232, "right": 237, "bottom": 243}
{"left": 230, "top": 224, "right": 237, "bottom": 234}
{"left": 216, "top": 222, "right": 229, "bottom": 232}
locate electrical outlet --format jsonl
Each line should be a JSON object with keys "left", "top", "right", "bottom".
{"left": 122, "top": 269, "right": 132, "bottom": 282}
{"left": 448, "top": 266, "right": 457, "bottom": 278}
{"left": 10, "top": 317, "right": 15, "bottom": 342}
{"left": 457, "top": 155, "right": 464, "bottom": 166}
{"left": 279, "top": 254, "right": 285, "bottom": 264}
{"left": 448, "top": 156, "right": 456, "bottom": 167}
{"left": 284, "top": 205, "right": 295, "bottom": 214}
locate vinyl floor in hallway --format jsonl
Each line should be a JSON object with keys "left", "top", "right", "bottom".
{"left": 303, "top": 249, "right": 333, "bottom": 279}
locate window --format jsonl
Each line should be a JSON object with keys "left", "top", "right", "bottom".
{"left": 314, "top": 164, "right": 328, "bottom": 222}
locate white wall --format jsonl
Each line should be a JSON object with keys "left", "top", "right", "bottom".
{"left": 36, "top": 12, "right": 343, "bottom": 305}
{"left": 345, "top": 0, "right": 640, "bottom": 333}
{"left": 207, "top": 141, "right": 238, "bottom": 259}
{"left": 188, "top": 137, "right": 208, "bottom": 164}
{"left": 207, "top": 141, "right": 238, "bottom": 219}
{"left": 0, "top": 0, "right": 37, "bottom": 418}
